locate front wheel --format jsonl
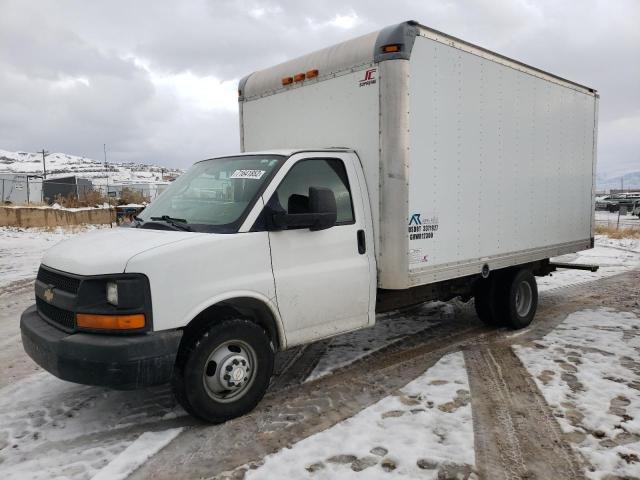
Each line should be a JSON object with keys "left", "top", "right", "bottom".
{"left": 172, "top": 319, "right": 274, "bottom": 423}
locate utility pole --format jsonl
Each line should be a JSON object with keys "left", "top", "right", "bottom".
{"left": 37, "top": 149, "right": 50, "bottom": 179}
{"left": 104, "top": 143, "right": 109, "bottom": 199}
{"left": 104, "top": 143, "right": 113, "bottom": 228}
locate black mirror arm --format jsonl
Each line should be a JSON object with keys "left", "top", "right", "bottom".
{"left": 271, "top": 212, "right": 336, "bottom": 231}
{"left": 272, "top": 212, "right": 315, "bottom": 229}
{"left": 309, "top": 213, "right": 336, "bottom": 231}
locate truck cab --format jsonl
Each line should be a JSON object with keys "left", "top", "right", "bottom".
{"left": 21, "top": 149, "right": 376, "bottom": 423}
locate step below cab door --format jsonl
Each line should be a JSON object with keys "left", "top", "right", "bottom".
{"left": 253, "top": 152, "right": 375, "bottom": 346}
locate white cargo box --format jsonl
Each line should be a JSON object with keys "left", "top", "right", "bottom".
{"left": 239, "top": 21, "right": 598, "bottom": 290}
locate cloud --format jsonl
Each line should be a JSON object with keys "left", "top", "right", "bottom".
{"left": 0, "top": 0, "right": 638, "bottom": 174}
{"left": 307, "top": 11, "right": 362, "bottom": 30}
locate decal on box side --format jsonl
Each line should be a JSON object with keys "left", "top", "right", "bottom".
{"left": 408, "top": 212, "right": 439, "bottom": 241}
{"left": 408, "top": 213, "right": 439, "bottom": 265}
{"left": 410, "top": 248, "right": 429, "bottom": 264}
{"left": 358, "top": 68, "right": 377, "bottom": 87}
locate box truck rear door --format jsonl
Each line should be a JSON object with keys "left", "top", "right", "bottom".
{"left": 264, "top": 153, "right": 372, "bottom": 345}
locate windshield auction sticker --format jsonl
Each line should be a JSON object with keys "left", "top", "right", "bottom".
{"left": 230, "top": 169, "right": 266, "bottom": 179}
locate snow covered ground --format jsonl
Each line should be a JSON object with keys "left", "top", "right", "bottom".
{"left": 307, "top": 301, "right": 455, "bottom": 381}
{"left": 515, "top": 309, "right": 640, "bottom": 479}
{"left": 0, "top": 226, "right": 108, "bottom": 291}
{"left": 537, "top": 235, "right": 640, "bottom": 292}
{"left": 0, "top": 372, "right": 184, "bottom": 480}
{"left": 245, "top": 352, "right": 475, "bottom": 480}
{"left": 595, "top": 210, "right": 640, "bottom": 230}
{"left": 1, "top": 227, "right": 640, "bottom": 479}
{"left": 0, "top": 225, "right": 188, "bottom": 480}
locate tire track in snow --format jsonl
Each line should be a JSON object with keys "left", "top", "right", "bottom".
{"left": 465, "top": 346, "right": 585, "bottom": 480}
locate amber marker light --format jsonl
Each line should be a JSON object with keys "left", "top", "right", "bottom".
{"left": 282, "top": 76, "right": 294, "bottom": 86}
{"left": 382, "top": 44, "right": 401, "bottom": 53}
{"left": 293, "top": 72, "right": 306, "bottom": 82}
{"left": 77, "top": 313, "right": 145, "bottom": 330}
{"left": 306, "top": 69, "right": 319, "bottom": 79}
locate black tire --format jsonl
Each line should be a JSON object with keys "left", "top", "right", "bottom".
{"left": 473, "top": 277, "right": 503, "bottom": 326}
{"left": 494, "top": 268, "right": 538, "bottom": 329}
{"left": 172, "top": 318, "right": 274, "bottom": 423}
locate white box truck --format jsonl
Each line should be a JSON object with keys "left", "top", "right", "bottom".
{"left": 21, "top": 21, "right": 598, "bottom": 423}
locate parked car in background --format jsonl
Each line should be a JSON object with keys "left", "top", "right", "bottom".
{"left": 596, "top": 195, "right": 635, "bottom": 212}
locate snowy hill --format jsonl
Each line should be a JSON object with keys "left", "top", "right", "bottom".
{"left": 597, "top": 171, "right": 640, "bottom": 192}
{"left": 0, "top": 149, "right": 182, "bottom": 185}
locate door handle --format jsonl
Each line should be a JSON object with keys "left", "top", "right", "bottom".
{"left": 357, "top": 229, "right": 366, "bottom": 254}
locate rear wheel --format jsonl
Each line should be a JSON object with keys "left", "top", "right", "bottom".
{"left": 172, "top": 318, "right": 274, "bottom": 423}
{"left": 494, "top": 268, "right": 538, "bottom": 329}
{"left": 473, "top": 277, "right": 503, "bottom": 326}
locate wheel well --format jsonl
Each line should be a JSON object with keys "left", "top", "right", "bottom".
{"left": 180, "top": 298, "right": 282, "bottom": 353}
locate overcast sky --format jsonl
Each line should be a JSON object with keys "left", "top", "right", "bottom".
{"left": 1, "top": 0, "right": 638, "bottom": 175}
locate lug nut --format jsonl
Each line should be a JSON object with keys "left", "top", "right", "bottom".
{"left": 232, "top": 359, "right": 239, "bottom": 365}
{"left": 224, "top": 374, "right": 230, "bottom": 380}
{"left": 241, "top": 360, "right": 246, "bottom": 366}
{"left": 225, "top": 365, "right": 232, "bottom": 371}
{"left": 229, "top": 381, "right": 235, "bottom": 387}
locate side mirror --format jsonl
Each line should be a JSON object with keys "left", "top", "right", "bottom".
{"left": 271, "top": 187, "right": 337, "bottom": 231}
{"left": 308, "top": 187, "right": 337, "bottom": 231}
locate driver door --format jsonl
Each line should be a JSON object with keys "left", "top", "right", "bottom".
{"left": 263, "top": 154, "right": 373, "bottom": 346}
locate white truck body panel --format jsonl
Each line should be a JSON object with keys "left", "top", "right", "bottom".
{"left": 249, "top": 152, "right": 376, "bottom": 346}
{"left": 240, "top": 21, "right": 598, "bottom": 290}
{"left": 406, "top": 35, "right": 596, "bottom": 287}
{"left": 241, "top": 68, "right": 381, "bottom": 234}
{"left": 42, "top": 228, "right": 198, "bottom": 276}
{"left": 125, "top": 231, "right": 280, "bottom": 333}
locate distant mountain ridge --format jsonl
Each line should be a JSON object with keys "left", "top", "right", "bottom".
{"left": 0, "top": 149, "right": 182, "bottom": 185}
{"left": 597, "top": 171, "right": 640, "bottom": 192}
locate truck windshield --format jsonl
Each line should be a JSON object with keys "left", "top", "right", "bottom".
{"left": 138, "top": 155, "right": 284, "bottom": 233}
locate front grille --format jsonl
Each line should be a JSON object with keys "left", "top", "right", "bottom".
{"left": 36, "top": 297, "right": 75, "bottom": 331}
{"left": 37, "top": 267, "right": 81, "bottom": 294}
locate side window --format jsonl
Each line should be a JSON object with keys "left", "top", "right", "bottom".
{"left": 273, "top": 158, "right": 355, "bottom": 224}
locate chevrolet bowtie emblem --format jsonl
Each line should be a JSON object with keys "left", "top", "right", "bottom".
{"left": 43, "top": 287, "right": 54, "bottom": 303}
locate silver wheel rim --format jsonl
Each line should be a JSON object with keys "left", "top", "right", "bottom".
{"left": 202, "top": 340, "right": 257, "bottom": 403}
{"left": 515, "top": 280, "right": 533, "bottom": 317}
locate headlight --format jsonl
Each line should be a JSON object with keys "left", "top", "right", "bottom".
{"left": 106, "top": 281, "right": 118, "bottom": 306}
{"left": 75, "top": 274, "right": 151, "bottom": 333}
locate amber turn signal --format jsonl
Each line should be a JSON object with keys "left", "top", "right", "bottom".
{"left": 281, "top": 76, "right": 294, "bottom": 86}
{"left": 77, "top": 313, "right": 145, "bottom": 330}
{"left": 382, "top": 44, "right": 401, "bottom": 53}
